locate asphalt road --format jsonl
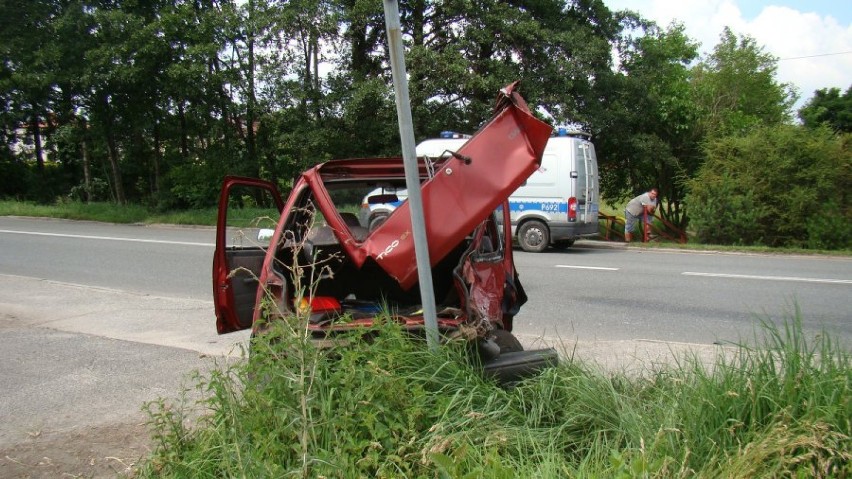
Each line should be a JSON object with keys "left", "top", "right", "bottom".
{"left": 513, "top": 244, "right": 852, "bottom": 346}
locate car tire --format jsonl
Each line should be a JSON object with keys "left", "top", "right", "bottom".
{"left": 518, "top": 220, "right": 549, "bottom": 252}
{"left": 551, "top": 239, "right": 575, "bottom": 250}
{"left": 368, "top": 213, "right": 389, "bottom": 231}
{"left": 492, "top": 328, "right": 523, "bottom": 353}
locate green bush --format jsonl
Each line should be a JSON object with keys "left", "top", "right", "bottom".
{"left": 686, "top": 125, "right": 851, "bottom": 249}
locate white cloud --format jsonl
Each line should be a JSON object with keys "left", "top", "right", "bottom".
{"left": 606, "top": 1, "right": 852, "bottom": 109}
{"left": 748, "top": 6, "right": 852, "bottom": 101}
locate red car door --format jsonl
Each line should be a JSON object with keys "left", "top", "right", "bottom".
{"left": 213, "top": 176, "right": 284, "bottom": 334}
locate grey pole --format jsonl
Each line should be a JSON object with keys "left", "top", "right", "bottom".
{"left": 382, "top": 0, "right": 439, "bottom": 349}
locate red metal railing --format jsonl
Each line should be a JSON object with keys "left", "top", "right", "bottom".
{"left": 598, "top": 211, "right": 686, "bottom": 244}
{"left": 598, "top": 212, "right": 625, "bottom": 241}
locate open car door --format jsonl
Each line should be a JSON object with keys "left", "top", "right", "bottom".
{"left": 213, "top": 176, "right": 284, "bottom": 334}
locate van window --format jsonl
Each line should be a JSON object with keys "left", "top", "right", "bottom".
{"left": 575, "top": 142, "right": 589, "bottom": 204}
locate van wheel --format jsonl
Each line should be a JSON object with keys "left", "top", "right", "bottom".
{"left": 552, "top": 239, "right": 575, "bottom": 250}
{"left": 518, "top": 220, "right": 549, "bottom": 252}
{"left": 368, "top": 213, "right": 389, "bottom": 231}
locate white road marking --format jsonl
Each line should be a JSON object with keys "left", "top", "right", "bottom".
{"left": 555, "top": 265, "right": 619, "bottom": 271}
{"left": 682, "top": 271, "right": 852, "bottom": 285}
{"left": 0, "top": 229, "right": 214, "bottom": 247}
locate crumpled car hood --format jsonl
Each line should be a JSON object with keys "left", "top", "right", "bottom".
{"left": 314, "top": 82, "right": 552, "bottom": 289}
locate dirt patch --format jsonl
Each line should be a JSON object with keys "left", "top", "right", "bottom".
{"left": 0, "top": 421, "right": 151, "bottom": 478}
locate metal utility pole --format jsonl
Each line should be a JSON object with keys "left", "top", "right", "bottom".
{"left": 382, "top": 0, "right": 439, "bottom": 349}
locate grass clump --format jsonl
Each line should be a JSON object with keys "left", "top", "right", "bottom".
{"left": 139, "top": 320, "right": 498, "bottom": 477}
{"left": 136, "top": 312, "right": 849, "bottom": 478}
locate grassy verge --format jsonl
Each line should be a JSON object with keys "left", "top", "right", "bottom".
{"left": 626, "top": 239, "right": 852, "bottom": 256}
{"left": 0, "top": 200, "right": 217, "bottom": 226}
{"left": 137, "top": 315, "right": 850, "bottom": 478}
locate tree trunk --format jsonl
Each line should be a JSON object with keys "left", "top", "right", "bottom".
{"left": 310, "top": 33, "right": 321, "bottom": 121}
{"left": 152, "top": 118, "right": 161, "bottom": 196}
{"left": 80, "top": 118, "right": 91, "bottom": 203}
{"left": 100, "top": 95, "right": 125, "bottom": 204}
{"left": 177, "top": 101, "right": 189, "bottom": 159}
{"left": 29, "top": 112, "right": 45, "bottom": 172}
{"left": 246, "top": 29, "right": 257, "bottom": 175}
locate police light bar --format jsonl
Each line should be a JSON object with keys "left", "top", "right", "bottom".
{"left": 440, "top": 131, "right": 472, "bottom": 139}
{"left": 554, "top": 127, "right": 592, "bottom": 139}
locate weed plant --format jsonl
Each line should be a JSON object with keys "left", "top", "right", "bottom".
{"left": 137, "top": 310, "right": 849, "bottom": 478}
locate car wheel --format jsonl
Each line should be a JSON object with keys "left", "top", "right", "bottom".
{"left": 492, "top": 329, "right": 523, "bottom": 353}
{"left": 368, "top": 213, "right": 389, "bottom": 231}
{"left": 551, "top": 239, "right": 575, "bottom": 250}
{"left": 518, "top": 220, "right": 549, "bottom": 252}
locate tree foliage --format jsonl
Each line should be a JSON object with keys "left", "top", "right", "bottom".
{"left": 691, "top": 28, "right": 797, "bottom": 138}
{"left": 686, "top": 125, "right": 851, "bottom": 249}
{"left": 2, "top": 0, "right": 626, "bottom": 208}
{"left": 798, "top": 86, "right": 852, "bottom": 133}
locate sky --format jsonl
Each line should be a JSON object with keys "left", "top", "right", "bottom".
{"left": 604, "top": 0, "right": 852, "bottom": 111}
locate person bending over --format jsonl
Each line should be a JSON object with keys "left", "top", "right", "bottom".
{"left": 624, "top": 188, "right": 658, "bottom": 242}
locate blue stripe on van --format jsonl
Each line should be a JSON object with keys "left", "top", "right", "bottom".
{"left": 504, "top": 200, "right": 568, "bottom": 214}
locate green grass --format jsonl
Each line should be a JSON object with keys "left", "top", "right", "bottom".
{"left": 0, "top": 199, "right": 154, "bottom": 223}
{"left": 0, "top": 200, "right": 218, "bottom": 226}
{"left": 136, "top": 314, "right": 850, "bottom": 478}
{"left": 634, "top": 238, "right": 852, "bottom": 256}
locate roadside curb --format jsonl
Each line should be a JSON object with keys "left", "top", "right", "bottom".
{"left": 515, "top": 333, "right": 732, "bottom": 373}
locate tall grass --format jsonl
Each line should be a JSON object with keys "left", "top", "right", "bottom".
{"left": 136, "top": 311, "right": 850, "bottom": 478}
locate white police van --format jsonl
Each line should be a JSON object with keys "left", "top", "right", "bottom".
{"left": 360, "top": 128, "right": 600, "bottom": 252}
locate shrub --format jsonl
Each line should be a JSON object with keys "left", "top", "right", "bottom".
{"left": 686, "top": 125, "right": 851, "bottom": 249}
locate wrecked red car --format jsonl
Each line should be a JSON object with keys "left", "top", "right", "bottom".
{"left": 213, "top": 83, "right": 557, "bottom": 382}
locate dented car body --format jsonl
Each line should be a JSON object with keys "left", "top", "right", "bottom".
{"left": 213, "top": 83, "right": 557, "bottom": 381}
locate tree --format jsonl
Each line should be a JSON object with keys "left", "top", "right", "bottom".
{"left": 0, "top": 0, "right": 63, "bottom": 177}
{"left": 798, "top": 86, "right": 852, "bottom": 133}
{"left": 254, "top": 0, "right": 351, "bottom": 179}
{"left": 592, "top": 19, "right": 699, "bottom": 228}
{"left": 0, "top": 0, "right": 647, "bottom": 214}
{"left": 691, "top": 27, "right": 797, "bottom": 138}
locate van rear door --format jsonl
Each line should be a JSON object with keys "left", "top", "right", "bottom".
{"left": 574, "top": 140, "right": 599, "bottom": 225}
